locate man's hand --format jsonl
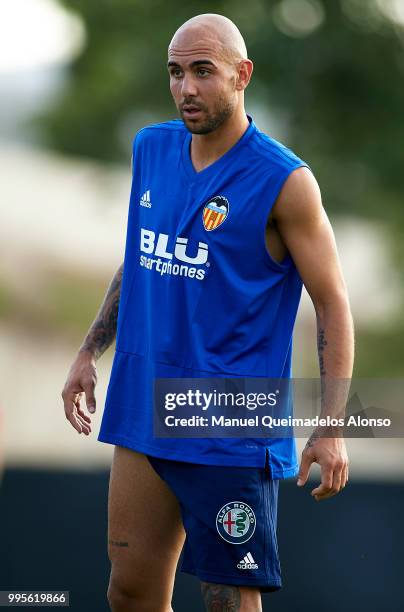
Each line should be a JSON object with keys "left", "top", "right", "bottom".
{"left": 297, "top": 430, "right": 349, "bottom": 501}
{"left": 60, "top": 263, "right": 123, "bottom": 435}
{"left": 61, "top": 351, "right": 98, "bottom": 435}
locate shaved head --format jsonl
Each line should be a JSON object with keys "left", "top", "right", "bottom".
{"left": 169, "top": 13, "right": 248, "bottom": 64}
{"left": 167, "top": 13, "right": 252, "bottom": 135}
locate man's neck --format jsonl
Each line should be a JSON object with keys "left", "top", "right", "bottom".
{"left": 189, "top": 110, "right": 249, "bottom": 173}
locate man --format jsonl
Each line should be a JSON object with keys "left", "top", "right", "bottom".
{"left": 62, "top": 13, "right": 354, "bottom": 612}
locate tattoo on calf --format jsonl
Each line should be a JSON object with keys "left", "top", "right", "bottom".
{"left": 201, "top": 582, "right": 241, "bottom": 611}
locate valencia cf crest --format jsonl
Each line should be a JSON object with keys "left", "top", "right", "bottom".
{"left": 216, "top": 501, "right": 256, "bottom": 544}
{"left": 202, "top": 195, "right": 229, "bottom": 231}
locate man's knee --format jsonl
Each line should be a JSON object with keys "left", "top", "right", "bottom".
{"left": 200, "top": 581, "right": 262, "bottom": 612}
{"left": 107, "top": 582, "right": 137, "bottom": 612}
{"left": 107, "top": 575, "right": 172, "bottom": 612}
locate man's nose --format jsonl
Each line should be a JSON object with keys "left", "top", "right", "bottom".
{"left": 181, "top": 73, "right": 198, "bottom": 97}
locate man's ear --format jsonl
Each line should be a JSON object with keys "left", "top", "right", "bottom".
{"left": 236, "top": 59, "right": 253, "bottom": 91}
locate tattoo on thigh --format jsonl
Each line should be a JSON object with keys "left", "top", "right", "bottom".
{"left": 201, "top": 582, "right": 241, "bottom": 611}
{"left": 108, "top": 539, "right": 129, "bottom": 548}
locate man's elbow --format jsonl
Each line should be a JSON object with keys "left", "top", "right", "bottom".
{"left": 313, "top": 288, "right": 353, "bottom": 321}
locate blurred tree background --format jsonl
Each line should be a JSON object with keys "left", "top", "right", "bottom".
{"left": 34, "top": 0, "right": 404, "bottom": 223}
{"left": 24, "top": 0, "right": 404, "bottom": 374}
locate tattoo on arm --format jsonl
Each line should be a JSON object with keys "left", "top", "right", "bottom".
{"left": 317, "top": 326, "right": 327, "bottom": 376}
{"left": 201, "top": 582, "right": 241, "bottom": 611}
{"left": 306, "top": 424, "right": 343, "bottom": 448}
{"left": 305, "top": 429, "right": 321, "bottom": 448}
{"left": 79, "top": 263, "right": 124, "bottom": 360}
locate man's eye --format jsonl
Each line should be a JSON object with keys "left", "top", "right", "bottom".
{"left": 197, "top": 68, "right": 209, "bottom": 76}
{"left": 170, "top": 69, "right": 182, "bottom": 78}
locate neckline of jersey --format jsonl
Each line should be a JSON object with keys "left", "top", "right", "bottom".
{"left": 181, "top": 114, "right": 256, "bottom": 182}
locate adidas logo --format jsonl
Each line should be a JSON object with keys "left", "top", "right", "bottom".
{"left": 237, "top": 552, "right": 258, "bottom": 570}
{"left": 140, "top": 190, "right": 152, "bottom": 208}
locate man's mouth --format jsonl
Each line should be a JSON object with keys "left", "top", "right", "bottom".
{"left": 181, "top": 105, "right": 203, "bottom": 118}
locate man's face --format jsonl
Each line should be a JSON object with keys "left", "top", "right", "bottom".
{"left": 167, "top": 34, "right": 239, "bottom": 134}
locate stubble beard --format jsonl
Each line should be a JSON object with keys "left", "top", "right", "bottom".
{"left": 180, "top": 95, "right": 236, "bottom": 135}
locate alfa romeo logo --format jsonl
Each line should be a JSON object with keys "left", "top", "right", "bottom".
{"left": 216, "top": 501, "right": 256, "bottom": 544}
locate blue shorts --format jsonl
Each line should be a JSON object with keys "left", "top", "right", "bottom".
{"left": 146, "top": 454, "right": 282, "bottom": 593}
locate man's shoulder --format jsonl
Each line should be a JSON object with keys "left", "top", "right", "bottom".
{"left": 132, "top": 119, "right": 186, "bottom": 147}
{"left": 248, "top": 125, "right": 308, "bottom": 173}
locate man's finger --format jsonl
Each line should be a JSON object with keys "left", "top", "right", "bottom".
{"left": 311, "top": 465, "right": 333, "bottom": 498}
{"left": 331, "top": 463, "right": 342, "bottom": 492}
{"left": 83, "top": 383, "right": 97, "bottom": 414}
{"left": 63, "top": 396, "right": 83, "bottom": 434}
{"left": 297, "top": 451, "right": 314, "bottom": 486}
{"left": 75, "top": 412, "right": 91, "bottom": 435}
{"left": 312, "top": 486, "right": 334, "bottom": 501}
{"left": 311, "top": 484, "right": 329, "bottom": 500}
{"left": 341, "top": 464, "right": 348, "bottom": 488}
{"left": 76, "top": 403, "right": 91, "bottom": 424}
{"left": 64, "top": 399, "right": 91, "bottom": 435}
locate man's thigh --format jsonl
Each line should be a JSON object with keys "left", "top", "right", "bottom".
{"left": 146, "top": 455, "right": 282, "bottom": 594}
{"left": 107, "top": 446, "right": 185, "bottom": 604}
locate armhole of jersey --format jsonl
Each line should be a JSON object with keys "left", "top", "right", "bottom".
{"left": 116, "top": 135, "right": 141, "bottom": 348}
{"left": 260, "top": 163, "right": 310, "bottom": 273}
{"left": 131, "top": 128, "right": 144, "bottom": 179}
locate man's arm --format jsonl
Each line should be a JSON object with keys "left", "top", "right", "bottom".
{"left": 79, "top": 262, "right": 124, "bottom": 360}
{"left": 61, "top": 263, "right": 124, "bottom": 434}
{"left": 272, "top": 166, "right": 354, "bottom": 501}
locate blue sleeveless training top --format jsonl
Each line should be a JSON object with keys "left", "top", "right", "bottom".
{"left": 98, "top": 115, "right": 309, "bottom": 478}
